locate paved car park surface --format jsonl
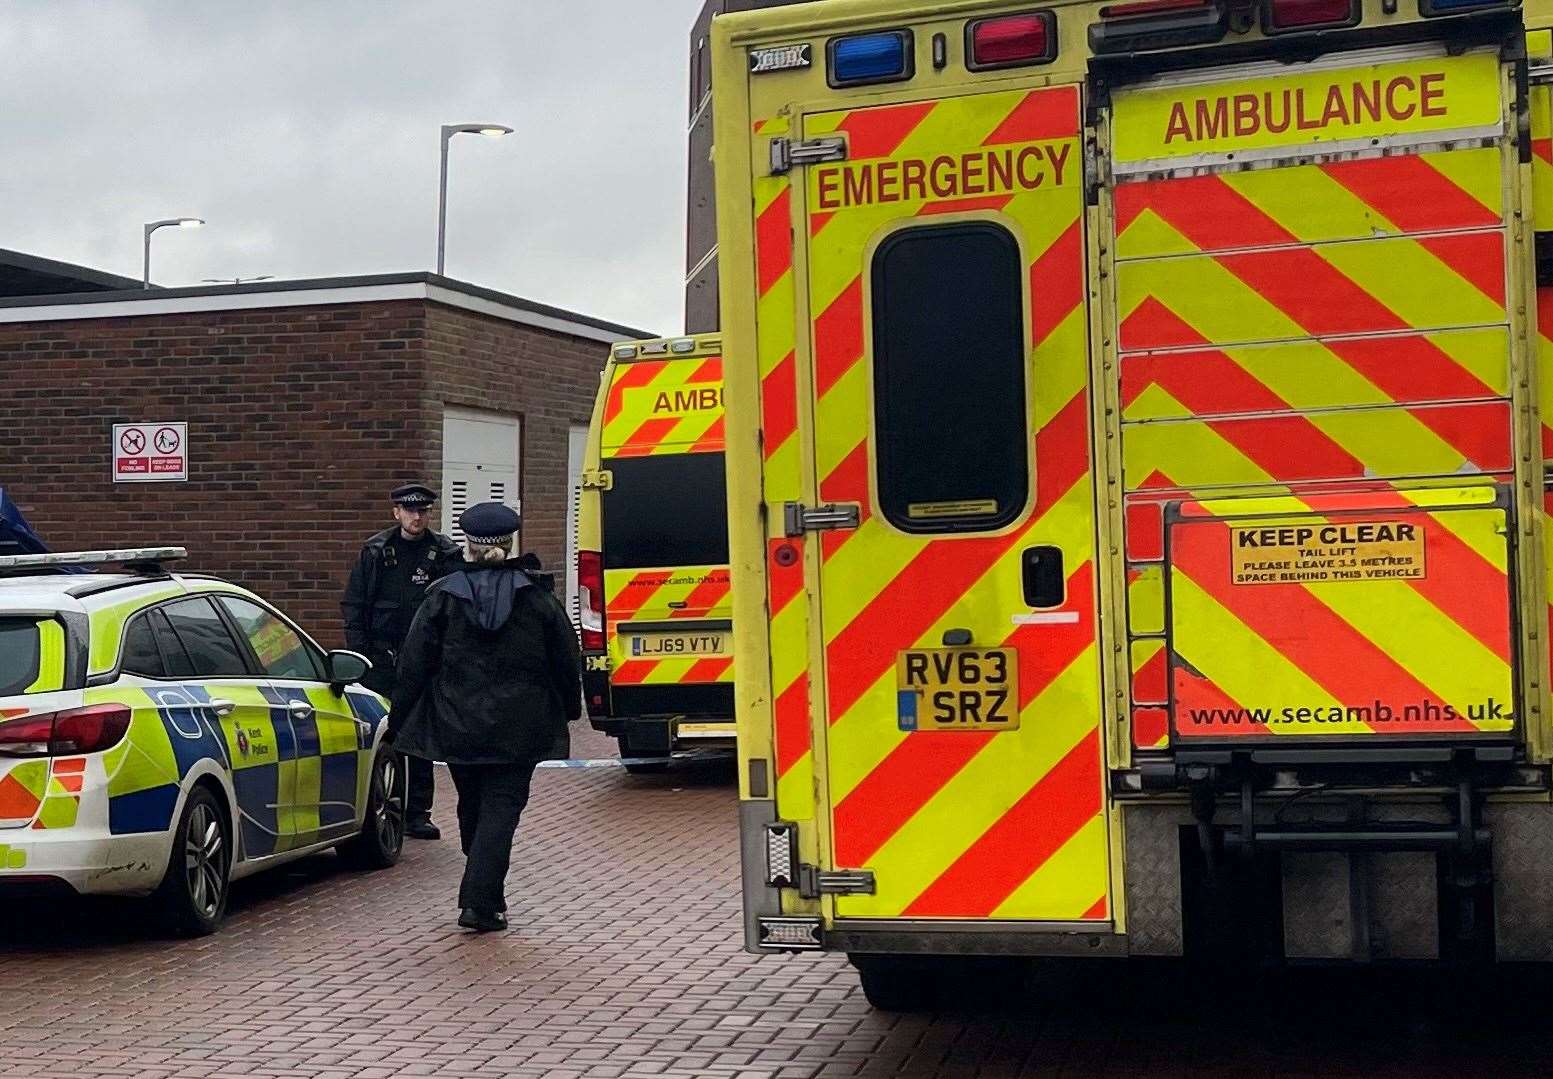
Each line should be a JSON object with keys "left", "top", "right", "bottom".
{"left": 1, "top": 733, "right": 1552, "bottom": 1079}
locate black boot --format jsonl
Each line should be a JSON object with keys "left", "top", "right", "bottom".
{"left": 406, "top": 817, "right": 441, "bottom": 840}
{"left": 458, "top": 908, "right": 508, "bottom": 932}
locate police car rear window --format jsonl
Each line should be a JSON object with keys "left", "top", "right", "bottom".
{"left": 602, "top": 453, "right": 729, "bottom": 570}
{"left": 871, "top": 221, "right": 1028, "bottom": 533}
{"left": 0, "top": 618, "right": 43, "bottom": 696}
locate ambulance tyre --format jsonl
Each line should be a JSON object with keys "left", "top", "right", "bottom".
{"left": 152, "top": 783, "right": 232, "bottom": 938}
{"left": 337, "top": 750, "right": 405, "bottom": 870}
{"left": 623, "top": 757, "right": 671, "bottom": 775}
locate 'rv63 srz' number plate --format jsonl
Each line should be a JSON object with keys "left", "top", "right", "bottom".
{"left": 896, "top": 648, "right": 1019, "bottom": 732}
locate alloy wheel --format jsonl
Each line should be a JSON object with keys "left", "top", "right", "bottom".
{"left": 184, "top": 802, "right": 227, "bottom": 919}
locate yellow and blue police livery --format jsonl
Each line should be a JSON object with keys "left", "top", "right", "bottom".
{"left": 0, "top": 548, "right": 404, "bottom": 935}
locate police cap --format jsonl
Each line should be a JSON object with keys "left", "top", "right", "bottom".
{"left": 459, "top": 502, "right": 521, "bottom": 545}
{"left": 391, "top": 482, "right": 437, "bottom": 508}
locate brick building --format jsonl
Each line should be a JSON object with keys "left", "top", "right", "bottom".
{"left": 0, "top": 272, "right": 649, "bottom": 646}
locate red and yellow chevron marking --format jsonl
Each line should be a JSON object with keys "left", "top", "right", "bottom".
{"left": 1167, "top": 488, "right": 1512, "bottom": 740}
{"left": 601, "top": 357, "right": 724, "bottom": 457}
{"left": 604, "top": 565, "right": 733, "bottom": 688}
{"left": 794, "top": 85, "right": 1107, "bottom": 921}
{"left": 750, "top": 114, "right": 817, "bottom": 821}
{"left": 1114, "top": 141, "right": 1512, "bottom": 493}
{"left": 1530, "top": 31, "right": 1553, "bottom": 231}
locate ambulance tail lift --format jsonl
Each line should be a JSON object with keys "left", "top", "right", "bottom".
{"left": 712, "top": 0, "right": 1553, "bottom": 1006}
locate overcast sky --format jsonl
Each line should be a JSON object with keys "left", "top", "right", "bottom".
{"left": 0, "top": 2, "right": 699, "bottom": 335}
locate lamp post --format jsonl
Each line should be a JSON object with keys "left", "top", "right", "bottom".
{"left": 142, "top": 217, "right": 205, "bottom": 288}
{"left": 437, "top": 123, "right": 512, "bottom": 275}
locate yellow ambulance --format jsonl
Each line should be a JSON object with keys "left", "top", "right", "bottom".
{"left": 576, "top": 336, "right": 736, "bottom": 771}
{"left": 713, "top": 0, "right": 1553, "bottom": 1005}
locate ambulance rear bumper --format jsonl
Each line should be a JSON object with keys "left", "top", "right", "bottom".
{"left": 824, "top": 921, "right": 1127, "bottom": 958}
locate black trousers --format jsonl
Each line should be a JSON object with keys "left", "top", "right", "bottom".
{"left": 447, "top": 760, "right": 540, "bottom": 913}
{"left": 367, "top": 657, "right": 435, "bottom": 822}
{"left": 405, "top": 753, "right": 435, "bottom": 821}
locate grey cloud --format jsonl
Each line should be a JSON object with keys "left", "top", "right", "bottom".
{"left": 0, "top": 1, "right": 697, "bottom": 333}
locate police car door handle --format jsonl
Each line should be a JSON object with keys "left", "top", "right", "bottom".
{"left": 287, "top": 700, "right": 316, "bottom": 721}
{"left": 209, "top": 699, "right": 237, "bottom": 718}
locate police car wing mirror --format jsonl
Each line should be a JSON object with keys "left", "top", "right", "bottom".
{"left": 326, "top": 650, "right": 371, "bottom": 689}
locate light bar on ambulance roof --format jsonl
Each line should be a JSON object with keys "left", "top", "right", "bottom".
{"left": 1262, "top": 0, "right": 1357, "bottom": 32}
{"left": 612, "top": 344, "right": 638, "bottom": 360}
{"left": 1089, "top": 0, "right": 1227, "bottom": 55}
{"left": 967, "top": 12, "right": 1057, "bottom": 70}
{"left": 827, "top": 29, "right": 914, "bottom": 88}
{"left": 669, "top": 338, "right": 697, "bottom": 354}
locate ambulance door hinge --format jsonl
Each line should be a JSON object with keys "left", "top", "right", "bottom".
{"left": 769, "top": 135, "right": 847, "bottom": 176}
{"left": 1083, "top": 134, "right": 1107, "bottom": 207}
{"left": 797, "top": 864, "right": 875, "bottom": 898}
{"left": 783, "top": 501, "right": 860, "bottom": 536}
{"left": 580, "top": 468, "right": 613, "bottom": 491}
{"left": 1529, "top": 59, "right": 1553, "bottom": 86}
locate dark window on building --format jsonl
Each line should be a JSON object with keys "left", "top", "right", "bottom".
{"left": 870, "top": 222, "right": 1028, "bottom": 533}
{"left": 602, "top": 452, "right": 729, "bottom": 570}
{"left": 162, "top": 598, "right": 250, "bottom": 677}
{"left": 121, "top": 614, "right": 165, "bottom": 679}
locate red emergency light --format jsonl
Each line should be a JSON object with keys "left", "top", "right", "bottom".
{"left": 1088, "top": 0, "right": 1227, "bottom": 53}
{"left": 966, "top": 12, "right": 1056, "bottom": 70}
{"left": 1263, "top": 0, "right": 1358, "bottom": 31}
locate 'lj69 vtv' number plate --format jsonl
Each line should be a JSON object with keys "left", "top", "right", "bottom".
{"left": 896, "top": 648, "right": 1019, "bottom": 731}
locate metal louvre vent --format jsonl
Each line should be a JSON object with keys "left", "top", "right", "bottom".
{"left": 448, "top": 480, "right": 470, "bottom": 543}
{"left": 569, "top": 481, "right": 583, "bottom": 630}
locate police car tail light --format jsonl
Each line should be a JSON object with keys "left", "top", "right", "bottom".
{"left": 967, "top": 12, "right": 1056, "bottom": 70}
{"left": 578, "top": 550, "right": 605, "bottom": 652}
{"left": 0, "top": 704, "right": 131, "bottom": 758}
{"left": 1264, "top": 0, "right": 1356, "bottom": 31}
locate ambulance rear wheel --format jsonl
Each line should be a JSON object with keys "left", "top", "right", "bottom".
{"left": 853, "top": 955, "right": 936, "bottom": 1011}
{"left": 622, "top": 757, "right": 671, "bottom": 775}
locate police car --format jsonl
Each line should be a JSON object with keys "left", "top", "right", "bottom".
{"left": 0, "top": 547, "right": 403, "bottom": 935}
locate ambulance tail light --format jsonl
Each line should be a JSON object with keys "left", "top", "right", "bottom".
{"left": 578, "top": 549, "right": 605, "bottom": 652}
{"left": 967, "top": 12, "right": 1056, "bottom": 70}
{"left": 1263, "top": 0, "right": 1357, "bottom": 31}
{"left": 1089, "top": 0, "right": 1227, "bottom": 53}
{"left": 0, "top": 704, "right": 131, "bottom": 758}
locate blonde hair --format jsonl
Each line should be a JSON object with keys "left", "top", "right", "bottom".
{"left": 465, "top": 539, "right": 512, "bottom": 564}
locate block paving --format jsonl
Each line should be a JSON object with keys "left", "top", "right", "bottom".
{"left": 0, "top": 742, "right": 1549, "bottom": 1078}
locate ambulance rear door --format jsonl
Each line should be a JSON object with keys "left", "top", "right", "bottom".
{"left": 793, "top": 84, "right": 1111, "bottom": 923}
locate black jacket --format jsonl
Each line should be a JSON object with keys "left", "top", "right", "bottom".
{"left": 340, "top": 526, "right": 462, "bottom": 656}
{"left": 388, "top": 561, "right": 583, "bottom": 765}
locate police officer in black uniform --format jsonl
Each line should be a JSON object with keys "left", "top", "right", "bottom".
{"left": 341, "top": 482, "right": 461, "bottom": 840}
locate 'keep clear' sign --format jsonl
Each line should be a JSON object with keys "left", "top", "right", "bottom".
{"left": 1230, "top": 521, "right": 1425, "bottom": 586}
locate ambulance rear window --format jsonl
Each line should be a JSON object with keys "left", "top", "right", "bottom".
{"left": 602, "top": 452, "right": 729, "bottom": 570}
{"left": 0, "top": 616, "right": 60, "bottom": 696}
{"left": 871, "top": 222, "right": 1028, "bottom": 533}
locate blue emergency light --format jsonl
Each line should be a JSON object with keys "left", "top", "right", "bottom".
{"left": 828, "top": 30, "right": 913, "bottom": 87}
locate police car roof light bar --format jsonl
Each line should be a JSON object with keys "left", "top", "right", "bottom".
{"left": 0, "top": 547, "right": 188, "bottom": 575}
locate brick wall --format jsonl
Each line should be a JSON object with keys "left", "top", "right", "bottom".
{"left": 0, "top": 296, "right": 605, "bottom": 649}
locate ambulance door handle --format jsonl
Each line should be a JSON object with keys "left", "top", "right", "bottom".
{"left": 1022, "top": 546, "right": 1065, "bottom": 609}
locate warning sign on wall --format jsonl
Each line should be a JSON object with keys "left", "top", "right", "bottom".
{"left": 113, "top": 422, "right": 187, "bottom": 483}
{"left": 1230, "top": 521, "right": 1425, "bottom": 586}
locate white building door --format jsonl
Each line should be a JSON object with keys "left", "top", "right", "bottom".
{"left": 442, "top": 407, "right": 521, "bottom": 544}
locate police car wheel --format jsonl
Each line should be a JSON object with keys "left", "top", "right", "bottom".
{"left": 152, "top": 785, "right": 232, "bottom": 937}
{"left": 338, "top": 751, "right": 405, "bottom": 870}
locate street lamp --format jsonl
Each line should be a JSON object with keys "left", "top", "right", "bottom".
{"left": 437, "top": 123, "right": 512, "bottom": 275}
{"left": 142, "top": 217, "right": 205, "bottom": 288}
{"left": 202, "top": 275, "right": 274, "bottom": 285}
